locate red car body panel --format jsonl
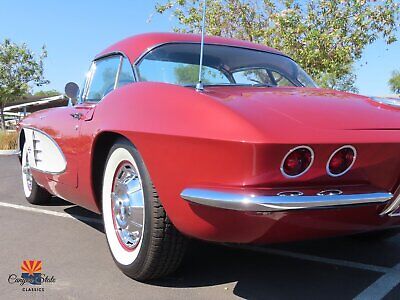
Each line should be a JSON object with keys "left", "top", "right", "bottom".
{"left": 19, "top": 33, "right": 400, "bottom": 244}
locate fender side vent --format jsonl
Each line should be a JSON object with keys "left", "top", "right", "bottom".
{"left": 32, "top": 132, "right": 42, "bottom": 165}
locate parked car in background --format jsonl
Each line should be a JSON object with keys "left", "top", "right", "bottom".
{"left": 18, "top": 33, "right": 400, "bottom": 281}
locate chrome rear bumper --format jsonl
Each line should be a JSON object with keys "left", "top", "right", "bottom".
{"left": 181, "top": 188, "right": 393, "bottom": 212}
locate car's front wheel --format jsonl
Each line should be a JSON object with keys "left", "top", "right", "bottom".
{"left": 21, "top": 143, "right": 52, "bottom": 205}
{"left": 102, "top": 139, "right": 187, "bottom": 281}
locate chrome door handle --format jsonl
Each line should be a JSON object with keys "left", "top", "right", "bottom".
{"left": 70, "top": 113, "right": 83, "bottom": 120}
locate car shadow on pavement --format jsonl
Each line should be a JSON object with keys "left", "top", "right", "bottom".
{"left": 150, "top": 234, "right": 400, "bottom": 300}
{"left": 49, "top": 196, "right": 71, "bottom": 206}
{"left": 63, "top": 205, "right": 104, "bottom": 233}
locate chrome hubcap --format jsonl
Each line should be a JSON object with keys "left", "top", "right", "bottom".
{"left": 23, "top": 152, "right": 33, "bottom": 192}
{"left": 111, "top": 162, "right": 144, "bottom": 249}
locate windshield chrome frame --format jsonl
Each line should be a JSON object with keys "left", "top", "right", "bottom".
{"left": 82, "top": 51, "right": 136, "bottom": 104}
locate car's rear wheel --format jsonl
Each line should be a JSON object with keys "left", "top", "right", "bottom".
{"left": 21, "top": 143, "right": 52, "bottom": 205}
{"left": 102, "top": 139, "right": 187, "bottom": 281}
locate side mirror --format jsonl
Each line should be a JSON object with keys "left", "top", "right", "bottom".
{"left": 65, "top": 82, "right": 80, "bottom": 106}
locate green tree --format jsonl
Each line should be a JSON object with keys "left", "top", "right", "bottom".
{"left": 0, "top": 39, "right": 48, "bottom": 130}
{"left": 33, "top": 89, "right": 60, "bottom": 98}
{"left": 318, "top": 66, "right": 359, "bottom": 93}
{"left": 389, "top": 70, "right": 400, "bottom": 94}
{"left": 175, "top": 64, "right": 200, "bottom": 84}
{"left": 155, "top": 0, "right": 399, "bottom": 91}
{"left": 174, "top": 64, "right": 215, "bottom": 84}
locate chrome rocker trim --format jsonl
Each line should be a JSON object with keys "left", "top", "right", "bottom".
{"left": 181, "top": 188, "right": 393, "bottom": 212}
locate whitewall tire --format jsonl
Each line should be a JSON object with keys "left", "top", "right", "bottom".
{"left": 21, "top": 143, "right": 52, "bottom": 205}
{"left": 22, "top": 143, "right": 33, "bottom": 198}
{"left": 102, "top": 147, "right": 145, "bottom": 265}
{"left": 102, "top": 139, "right": 187, "bottom": 281}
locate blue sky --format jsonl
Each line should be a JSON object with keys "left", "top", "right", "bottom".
{"left": 0, "top": 0, "right": 399, "bottom": 96}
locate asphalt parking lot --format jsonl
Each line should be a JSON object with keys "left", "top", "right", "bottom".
{"left": 1, "top": 155, "right": 400, "bottom": 299}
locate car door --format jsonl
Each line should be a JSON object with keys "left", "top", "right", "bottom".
{"left": 68, "top": 55, "right": 134, "bottom": 208}
{"left": 45, "top": 56, "right": 122, "bottom": 192}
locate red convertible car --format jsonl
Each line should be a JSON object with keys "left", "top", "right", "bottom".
{"left": 18, "top": 33, "right": 400, "bottom": 280}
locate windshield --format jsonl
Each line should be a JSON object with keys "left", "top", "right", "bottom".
{"left": 136, "top": 43, "right": 317, "bottom": 88}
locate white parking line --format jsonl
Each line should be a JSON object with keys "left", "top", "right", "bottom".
{"left": 354, "top": 263, "right": 400, "bottom": 300}
{"left": 0, "top": 201, "right": 102, "bottom": 225}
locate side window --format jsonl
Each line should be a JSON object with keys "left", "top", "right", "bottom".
{"left": 117, "top": 58, "right": 135, "bottom": 88}
{"left": 85, "top": 56, "right": 121, "bottom": 102}
{"left": 77, "top": 78, "right": 87, "bottom": 104}
{"left": 296, "top": 69, "right": 317, "bottom": 87}
{"left": 233, "top": 69, "right": 273, "bottom": 85}
{"left": 270, "top": 71, "right": 295, "bottom": 87}
{"left": 137, "top": 60, "right": 230, "bottom": 85}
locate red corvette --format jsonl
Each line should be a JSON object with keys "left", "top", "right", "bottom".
{"left": 18, "top": 33, "right": 400, "bottom": 280}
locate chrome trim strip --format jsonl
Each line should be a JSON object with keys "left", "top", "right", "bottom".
{"left": 82, "top": 62, "right": 96, "bottom": 101}
{"left": 381, "top": 193, "right": 400, "bottom": 216}
{"left": 277, "top": 191, "right": 304, "bottom": 197}
{"left": 326, "top": 145, "right": 357, "bottom": 177}
{"left": 317, "top": 189, "right": 343, "bottom": 196}
{"left": 94, "top": 51, "right": 137, "bottom": 82}
{"left": 114, "top": 55, "right": 124, "bottom": 90}
{"left": 181, "top": 188, "right": 392, "bottom": 212}
{"left": 280, "top": 145, "right": 314, "bottom": 178}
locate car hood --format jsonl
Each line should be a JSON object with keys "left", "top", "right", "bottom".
{"left": 203, "top": 86, "right": 400, "bottom": 131}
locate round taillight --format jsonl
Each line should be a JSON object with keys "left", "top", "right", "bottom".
{"left": 327, "top": 146, "right": 356, "bottom": 177}
{"left": 281, "top": 146, "right": 314, "bottom": 178}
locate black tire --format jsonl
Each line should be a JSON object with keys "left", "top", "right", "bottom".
{"left": 102, "top": 139, "right": 187, "bottom": 281}
{"left": 21, "top": 144, "right": 52, "bottom": 205}
{"left": 25, "top": 180, "right": 52, "bottom": 205}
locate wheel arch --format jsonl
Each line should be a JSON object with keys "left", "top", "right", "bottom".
{"left": 18, "top": 128, "right": 26, "bottom": 164}
{"left": 91, "top": 131, "right": 138, "bottom": 211}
